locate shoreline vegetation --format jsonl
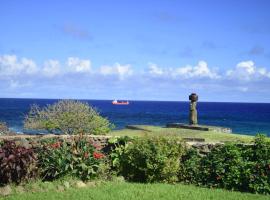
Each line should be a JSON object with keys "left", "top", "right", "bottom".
{"left": 1, "top": 100, "right": 269, "bottom": 199}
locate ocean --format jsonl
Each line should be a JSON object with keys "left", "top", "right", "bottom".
{"left": 0, "top": 98, "right": 269, "bottom": 136}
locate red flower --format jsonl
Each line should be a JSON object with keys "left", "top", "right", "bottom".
{"left": 50, "top": 142, "right": 61, "bottom": 149}
{"left": 93, "top": 152, "right": 104, "bottom": 159}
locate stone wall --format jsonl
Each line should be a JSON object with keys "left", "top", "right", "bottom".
{"left": 0, "top": 134, "right": 111, "bottom": 149}
{"left": 186, "top": 141, "right": 224, "bottom": 154}
{"left": 0, "top": 134, "right": 248, "bottom": 155}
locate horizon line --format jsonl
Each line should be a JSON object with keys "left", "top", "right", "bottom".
{"left": 0, "top": 97, "right": 269, "bottom": 104}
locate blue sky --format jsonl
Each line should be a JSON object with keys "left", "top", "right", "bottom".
{"left": 0, "top": 0, "right": 270, "bottom": 102}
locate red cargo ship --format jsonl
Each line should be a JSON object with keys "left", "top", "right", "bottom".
{"left": 112, "top": 100, "right": 129, "bottom": 105}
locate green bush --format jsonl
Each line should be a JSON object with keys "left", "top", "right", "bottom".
{"left": 180, "top": 134, "right": 270, "bottom": 194}
{"left": 0, "top": 122, "right": 9, "bottom": 135}
{"left": 117, "top": 136, "right": 185, "bottom": 183}
{"left": 38, "top": 137, "right": 106, "bottom": 181}
{"left": 108, "top": 136, "right": 132, "bottom": 173}
{"left": 24, "top": 100, "right": 113, "bottom": 135}
{"left": 0, "top": 140, "right": 38, "bottom": 185}
{"left": 179, "top": 148, "right": 202, "bottom": 185}
{"left": 247, "top": 135, "right": 270, "bottom": 194}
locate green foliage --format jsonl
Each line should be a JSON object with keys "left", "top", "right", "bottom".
{"left": 108, "top": 136, "right": 132, "bottom": 174}
{"left": 179, "top": 148, "right": 202, "bottom": 184}
{"left": 247, "top": 134, "right": 270, "bottom": 194}
{"left": 0, "top": 121, "right": 9, "bottom": 135}
{"left": 24, "top": 100, "right": 113, "bottom": 135}
{"left": 0, "top": 140, "right": 38, "bottom": 185}
{"left": 1, "top": 133, "right": 269, "bottom": 195}
{"left": 116, "top": 136, "right": 185, "bottom": 183}
{"left": 38, "top": 137, "right": 106, "bottom": 181}
{"left": 180, "top": 134, "right": 270, "bottom": 194}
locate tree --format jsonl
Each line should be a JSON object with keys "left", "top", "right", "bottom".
{"left": 24, "top": 100, "right": 113, "bottom": 135}
{"left": 0, "top": 122, "right": 9, "bottom": 135}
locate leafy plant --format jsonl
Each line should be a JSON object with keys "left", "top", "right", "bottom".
{"left": 108, "top": 136, "right": 131, "bottom": 174}
{"left": 39, "top": 137, "right": 106, "bottom": 181}
{"left": 118, "top": 136, "right": 185, "bottom": 183}
{"left": 0, "top": 121, "right": 9, "bottom": 135}
{"left": 24, "top": 100, "right": 114, "bottom": 135}
{"left": 179, "top": 148, "right": 202, "bottom": 185}
{"left": 180, "top": 134, "right": 270, "bottom": 194}
{"left": 247, "top": 134, "right": 270, "bottom": 194}
{"left": 0, "top": 140, "right": 38, "bottom": 185}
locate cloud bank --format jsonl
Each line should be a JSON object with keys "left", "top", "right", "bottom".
{"left": 0, "top": 54, "right": 270, "bottom": 102}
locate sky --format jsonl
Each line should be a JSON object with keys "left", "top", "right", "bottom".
{"left": 0, "top": 0, "right": 270, "bottom": 102}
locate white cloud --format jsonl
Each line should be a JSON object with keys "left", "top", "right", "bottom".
{"left": 21, "top": 58, "right": 37, "bottom": 74}
{"left": 100, "top": 63, "right": 133, "bottom": 80}
{"left": 42, "top": 60, "right": 61, "bottom": 77}
{"left": 148, "top": 62, "right": 164, "bottom": 75}
{"left": 226, "top": 60, "right": 270, "bottom": 80}
{"left": 1, "top": 54, "right": 270, "bottom": 101}
{"left": 67, "top": 57, "right": 91, "bottom": 73}
{"left": 174, "top": 61, "right": 220, "bottom": 79}
{"left": 0, "top": 54, "right": 37, "bottom": 76}
{"left": 9, "top": 79, "right": 31, "bottom": 89}
{"left": 148, "top": 61, "right": 220, "bottom": 79}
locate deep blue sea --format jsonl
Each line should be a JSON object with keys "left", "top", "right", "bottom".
{"left": 0, "top": 98, "right": 269, "bottom": 136}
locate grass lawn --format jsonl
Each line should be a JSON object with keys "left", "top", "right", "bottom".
{"left": 1, "top": 181, "right": 269, "bottom": 200}
{"left": 111, "top": 125, "right": 258, "bottom": 143}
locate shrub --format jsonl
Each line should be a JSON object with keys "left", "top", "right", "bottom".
{"left": 0, "top": 140, "right": 38, "bottom": 185}
{"left": 199, "top": 143, "right": 245, "bottom": 189}
{"left": 38, "top": 137, "right": 106, "bottom": 181}
{"left": 247, "top": 134, "right": 270, "bottom": 194}
{"left": 180, "top": 134, "right": 270, "bottom": 194}
{"left": 0, "top": 122, "right": 9, "bottom": 135}
{"left": 24, "top": 100, "right": 113, "bottom": 135}
{"left": 118, "top": 136, "right": 185, "bottom": 183}
{"left": 108, "top": 136, "right": 132, "bottom": 174}
{"left": 179, "top": 148, "right": 202, "bottom": 185}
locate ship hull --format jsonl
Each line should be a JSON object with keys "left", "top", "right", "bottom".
{"left": 112, "top": 101, "right": 129, "bottom": 105}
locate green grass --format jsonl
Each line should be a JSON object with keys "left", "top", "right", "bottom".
{"left": 1, "top": 181, "right": 269, "bottom": 200}
{"left": 110, "top": 125, "right": 258, "bottom": 142}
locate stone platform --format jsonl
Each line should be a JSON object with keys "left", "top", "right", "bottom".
{"left": 166, "top": 123, "right": 232, "bottom": 133}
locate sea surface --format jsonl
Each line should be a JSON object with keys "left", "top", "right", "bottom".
{"left": 0, "top": 98, "right": 270, "bottom": 136}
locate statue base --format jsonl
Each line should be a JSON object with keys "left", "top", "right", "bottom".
{"left": 166, "top": 123, "right": 232, "bottom": 133}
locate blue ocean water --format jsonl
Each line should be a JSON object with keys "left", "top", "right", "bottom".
{"left": 0, "top": 98, "right": 269, "bottom": 136}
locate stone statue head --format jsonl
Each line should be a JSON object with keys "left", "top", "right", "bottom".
{"left": 189, "top": 93, "right": 198, "bottom": 102}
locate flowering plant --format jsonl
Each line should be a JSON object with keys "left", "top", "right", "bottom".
{"left": 93, "top": 152, "right": 105, "bottom": 159}
{"left": 39, "top": 137, "right": 105, "bottom": 181}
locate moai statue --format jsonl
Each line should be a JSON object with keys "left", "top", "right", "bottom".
{"left": 189, "top": 93, "right": 198, "bottom": 125}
